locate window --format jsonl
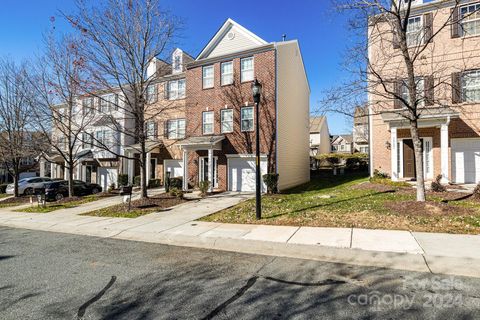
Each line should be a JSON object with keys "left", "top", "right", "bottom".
{"left": 167, "top": 119, "right": 185, "bottom": 139}
{"left": 100, "top": 94, "right": 118, "bottom": 113}
{"left": 406, "top": 16, "right": 423, "bottom": 47}
{"left": 462, "top": 70, "right": 480, "bottom": 102}
{"left": 202, "top": 111, "right": 214, "bottom": 134}
{"left": 82, "top": 98, "right": 94, "bottom": 115}
{"left": 460, "top": 4, "right": 480, "bottom": 36}
{"left": 203, "top": 66, "right": 214, "bottom": 89}
{"left": 241, "top": 107, "right": 254, "bottom": 132}
{"left": 95, "top": 130, "right": 111, "bottom": 145}
{"left": 82, "top": 132, "right": 93, "bottom": 149}
{"left": 221, "top": 109, "right": 233, "bottom": 133}
{"left": 173, "top": 55, "right": 182, "bottom": 72}
{"left": 401, "top": 77, "right": 425, "bottom": 106}
{"left": 167, "top": 79, "right": 186, "bottom": 100}
{"left": 146, "top": 85, "right": 157, "bottom": 104}
{"left": 241, "top": 57, "right": 254, "bottom": 82}
{"left": 221, "top": 61, "right": 233, "bottom": 85}
{"left": 145, "top": 120, "right": 157, "bottom": 139}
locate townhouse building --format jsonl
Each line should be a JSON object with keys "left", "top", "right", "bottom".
{"left": 353, "top": 106, "right": 369, "bottom": 154}
{"left": 369, "top": 0, "right": 480, "bottom": 184}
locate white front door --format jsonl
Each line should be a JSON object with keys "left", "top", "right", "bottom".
{"left": 451, "top": 138, "right": 480, "bottom": 184}
{"left": 199, "top": 157, "right": 218, "bottom": 187}
{"left": 228, "top": 157, "right": 267, "bottom": 192}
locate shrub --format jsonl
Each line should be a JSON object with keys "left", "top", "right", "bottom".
{"left": 373, "top": 169, "right": 390, "bottom": 179}
{"left": 169, "top": 177, "right": 183, "bottom": 189}
{"left": 199, "top": 180, "right": 210, "bottom": 196}
{"left": 118, "top": 174, "right": 129, "bottom": 187}
{"left": 431, "top": 174, "right": 447, "bottom": 192}
{"left": 108, "top": 183, "right": 116, "bottom": 192}
{"left": 148, "top": 179, "right": 161, "bottom": 189}
{"left": 473, "top": 182, "right": 480, "bottom": 200}
{"left": 263, "top": 173, "right": 279, "bottom": 194}
{"left": 169, "top": 187, "right": 184, "bottom": 198}
{"left": 0, "top": 184, "right": 7, "bottom": 193}
{"left": 133, "top": 176, "right": 141, "bottom": 187}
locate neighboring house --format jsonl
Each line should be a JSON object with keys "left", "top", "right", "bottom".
{"left": 309, "top": 116, "right": 330, "bottom": 156}
{"left": 331, "top": 135, "right": 353, "bottom": 154}
{"left": 353, "top": 106, "right": 369, "bottom": 154}
{"left": 369, "top": 0, "right": 480, "bottom": 184}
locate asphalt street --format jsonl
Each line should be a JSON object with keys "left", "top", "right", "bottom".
{"left": 0, "top": 226, "right": 479, "bottom": 320}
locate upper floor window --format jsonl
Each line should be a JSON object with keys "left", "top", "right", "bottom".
{"left": 462, "top": 70, "right": 480, "bottom": 102}
{"left": 221, "top": 109, "right": 233, "bottom": 133}
{"left": 166, "top": 119, "right": 186, "bottom": 139}
{"left": 400, "top": 77, "right": 425, "bottom": 106}
{"left": 460, "top": 3, "right": 480, "bottom": 36}
{"left": 241, "top": 57, "right": 254, "bottom": 82}
{"left": 173, "top": 55, "right": 182, "bottom": 72}
{"left": 167, "top": 79, "right": 186, "bottom": 100}
{"left": 95, "top": 130, "right": 112, "bottom": 146}
{"left": 82, "top": 132, "right": 93, "bottom": 149}
{"left": 241, "top": 107, "right": 254, "bottom": 132}
{"left": 146, "top": 85, "right": 157, "bottom": 104}
{"left": 202, "top": 111, "right": 214, "bottom": 134}
{"left": 406, "top": 16, "right": 423, "bottom": 47}
{"left": 100, "top": 94, "right": 118, "bottom": 113}
{"left": 221, "top": 61, "right": 233, "bottom": 86}
{"left": 82, "top": 97, "right": 94, "bottom": 115}
{"left": 203, "top": 66, "right": 214, "bottom": 89}
{"left": 145, "top": 120, "right": 158, "bottom": 139}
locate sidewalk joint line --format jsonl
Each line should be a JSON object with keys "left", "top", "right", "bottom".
{"left": 286, "top": 227, "right": 300, "bottom": 243}
{"left": 349, "top": 228, "right": 353, "bottom": 248}
{"left": 410, "top": 231, "right": 426, "bottom": 255}
{"left": 422, "top": 254, "right": 433, "bottom": 274}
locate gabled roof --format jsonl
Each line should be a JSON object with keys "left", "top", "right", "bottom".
{"left": 196, "top": 18, "right": 268, "bottom": 60}
{"left": 310, "top": 116, "right": 326, "bottom": 133}
{"left": 332, "top": 134, "right": 353, "bottom": 144}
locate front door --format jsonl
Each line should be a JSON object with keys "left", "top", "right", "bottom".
{"left": 199, "top": 157, "right": 218, "bottom": 187}
{"left": 403, "top": 139, "right": 416, "bottom": 178}
{"left": 85, "top": 166, "right": 92, "bottom": 184}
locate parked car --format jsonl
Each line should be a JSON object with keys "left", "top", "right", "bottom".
{"left": 44, "top": 180, "right": 102, "bottom": 201}
{"left": 6, "top": 177, "right": 53, "bottom": 196}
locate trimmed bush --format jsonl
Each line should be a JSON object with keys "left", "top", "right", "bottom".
{"left": 118, "top": 174, "right": 129, "bottom": 187}
{"left": 148, "top": 179, "right": 161, "bottom": 189}
{"left": 133, "top": 176, "right": 141, "bottom": 187}
{"left": 169, "top": 187, "right": 184, "bottom": 198}
{"left": 263, "top": 173, "right": 279, "bottom": 194}
{"left": 169, "top": 177, "right": 183, "bottom": 189}
{"left": 199, "top": 180, "right": 210, "bottom": 196}
{"left": 431, "top": 175, "right": 447, "bottom": 192}
{"left": 0, "top": 184, "right": 7, "bottom": 193}
{"left": 373, "top": 169, "right": 390, "bottom": 179}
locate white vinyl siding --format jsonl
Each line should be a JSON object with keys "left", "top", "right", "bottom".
{"left": 221, "top": 109, "right": 233, "bottom": 133}
{"left": 462, "top": 70, "right": 480, "bottom": 102}
{"left": 240, "top": 57, "right": 254, "bottom": 82}
{"left": 241, "top": 107, "right": 254, "bottom": 132}
{"left": 461, "top": 3, "right": 480, "bottom": 36}
{"left": 167, "top": 119, "right": 185, "bottom": 139}
{"left": 202, "top": 111, "right": 214, "bottom": 134}
{"left": 203, "top": 66, "right": 214, "bottom": 89}
{"left": 221, "top": 61, "right": 233, "bottom": 85}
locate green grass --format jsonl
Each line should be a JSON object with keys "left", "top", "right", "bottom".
{"left": 15, "top": 194, "right": 111, "bottom": 213}
{"left": 201, "top": 172, "right": 480, "bottom": 234}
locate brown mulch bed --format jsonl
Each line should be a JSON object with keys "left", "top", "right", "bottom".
{"left": 351, "top": 182, "right": 398, "bottom": 193}
{"left": 0, "top": 196, "right": 31, "bottom": 205}
{"left": 384, "top": 200, "right": 475, "bottom": 217}
{"left": 128, "top": 194, "right": 187, "bottom": 210}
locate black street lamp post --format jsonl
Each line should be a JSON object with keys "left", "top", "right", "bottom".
{"left": 252, "top": 79, "right": 262, "bottom": 220}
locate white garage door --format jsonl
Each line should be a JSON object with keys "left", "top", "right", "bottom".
{"left": 97, "top": 167, "right": 118, "bottom": 190}
{"left": 228, "top": 157, "right": 267, "bottom": 192}
{"left": 164, "top": 160, "right": 183, "bottom": 178}
{"left": 451, "top": 139, "right": 480, "bottom": 184}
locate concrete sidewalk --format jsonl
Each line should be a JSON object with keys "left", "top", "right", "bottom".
{"left": 0, "top": 192, "right": 478, "bottom": 278}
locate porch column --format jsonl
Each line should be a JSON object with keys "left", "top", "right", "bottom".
{"left": 64, "top": 161, "right": 68, "bottom": 180}
{"left": 441, "top": 123, "right": 449, "bottom": 183}
{"left": 39, "top": 159, "right": 45, "bottom": 177}
{"left": 182, "top": 149, "right": 189, "bottom": 191}
{"left": 128, "top": 151, "right": 134, "bottom": 185}
{"left": 50, "top": 163, "right": 55, "bottom": 178}
{"left": 208, "top": 148, "right": 214, "bottom": 192}
{"left": 391, "top": 127, "right": 398, "bottom": 181}
{"left": 146, "top": 152, "right": 151, "bottom": 182}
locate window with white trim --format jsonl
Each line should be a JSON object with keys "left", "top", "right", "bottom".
{"left": 202, "top": 66, "right": 214, "bottom": 89}
{"left": 82, "top": 132, "right": 93, "bottom": 149}
{"left": 167, "top": 79, "right": 186, "bottom": 100}
{"left": 221, "top": 61, "right": 233, "bottom": 85}
{"left": 401, "top": 77, "right": 425, "bottom": 106}
{"left": 82, "top": 97, "right": 94, "bottom": 115}
{"left": 460, "top": 3, "right": 480, "bottom": 36}
{"left": 241, "top": 107, "right": 254, "bottom": 132}
{"left": 100, "top": 94, "right": 118, "bottom": 113}
{"left": 462, "top": 70, "right": 480, "bottom": 102}
{"left": 240, "top": 57, "right": 254, "bottom": 82}
{"left": 146, "top": 85, "right": 157, "bottom": 104}
{"left": 221, "top": 109, "right": 233, "bottom": 133}
{"left": 202, "top": 111, "right": 214, "bottom": 134}
{"left": 145, "top": 120, "right": 157, "bottom": 139}
{"left": 406, "top": 16, "right": 423, "bottom": 47}
{"left": 167, "top": 119, "right": 185, "bottom": 139}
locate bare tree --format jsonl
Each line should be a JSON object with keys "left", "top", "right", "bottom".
{"left": 323, "top": 0, "right": 478, "bottom": 201}
{"left": 64, "top": 0, "right": 179, "bottom": 198}
{"left": 0, "top": 58, "right": 39, "bottom": 197}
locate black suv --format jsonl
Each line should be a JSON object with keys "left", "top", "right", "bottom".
{"left": 44, "top": 180, "right": 102, "bottom": 201}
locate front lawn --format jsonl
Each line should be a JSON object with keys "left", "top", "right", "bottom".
{"left": 82, "top": 194, "right": 188, "bottom": 218}
{"left": 15, "top": 193, "right": 116, "bottom": 213}
{"left": 200, "top": 172, "right": 480, "bottom": 234}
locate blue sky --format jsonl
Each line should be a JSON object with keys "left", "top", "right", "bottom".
{"left": 0, "top": 0, "right": 356, "bottom": 134}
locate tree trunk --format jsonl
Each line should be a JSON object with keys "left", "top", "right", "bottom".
{"left": 67, "top": 159, "right": 74, "bottom": 198}
{"left": 410, "top": 121, "right": 426, "bottom": 202}
{"left": 140, "top": 142, "right": 148, "bottom": 199}
{"left": 14, "top": 171, "right": 19, "bottom": 198}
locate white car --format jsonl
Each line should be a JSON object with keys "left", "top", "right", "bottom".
{"left": 6, "top": 177, "right": 53, "bottom": 196}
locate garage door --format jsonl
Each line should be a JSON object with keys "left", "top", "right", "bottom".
{"left": 97, "top": 167, "right": 118, "bottom": 190}
{"left": 228, "top": 157, "right": 267, "bottom": 192}
{"left": 164, "top": 160, "right": 183, "bottom": 178}
{"left": 451, "top": 139, "right": 480, "bottom": 184}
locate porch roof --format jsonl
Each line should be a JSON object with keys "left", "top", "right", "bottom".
{"left": 125, "top": 141, "right": 163, "bottom": 153}
{"left": 380, "top": 107, "right": 459, "bottom": 128}
{"left": 176, "top": 135, "right": 225, "bottom": 151}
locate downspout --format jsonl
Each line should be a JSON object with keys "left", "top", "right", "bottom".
{"left": 367, "top": 22, "right": 374, "bottom": 177}
{"left": 274, "top": 43, "right": 279, "bottom": 176}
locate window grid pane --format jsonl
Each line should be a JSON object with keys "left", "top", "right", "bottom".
{"left": 406, "top": 16, "right": 423, "bottom": 46}
{"left": 461, "top": 4, "right": 480, "bottom": 36}
{"left": 462, "top": 70, "right": 480, "bottom": 102}
{"left": 241, "top": 107, "right": 254, "bottom": 131}
{"left": 241, "top": 57, "right": 254, "bottom": 82}
{"left": 203, "top": 111, "right": 214, "bottom": 134}
{"left": 221, "top": 62, "right": 233, "bottom": 85}
{"left": 203, "top": 66, "right": 214, "bottom": 88}
{"left": 221, "top": 109, "right": 233, "bottom": 133}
